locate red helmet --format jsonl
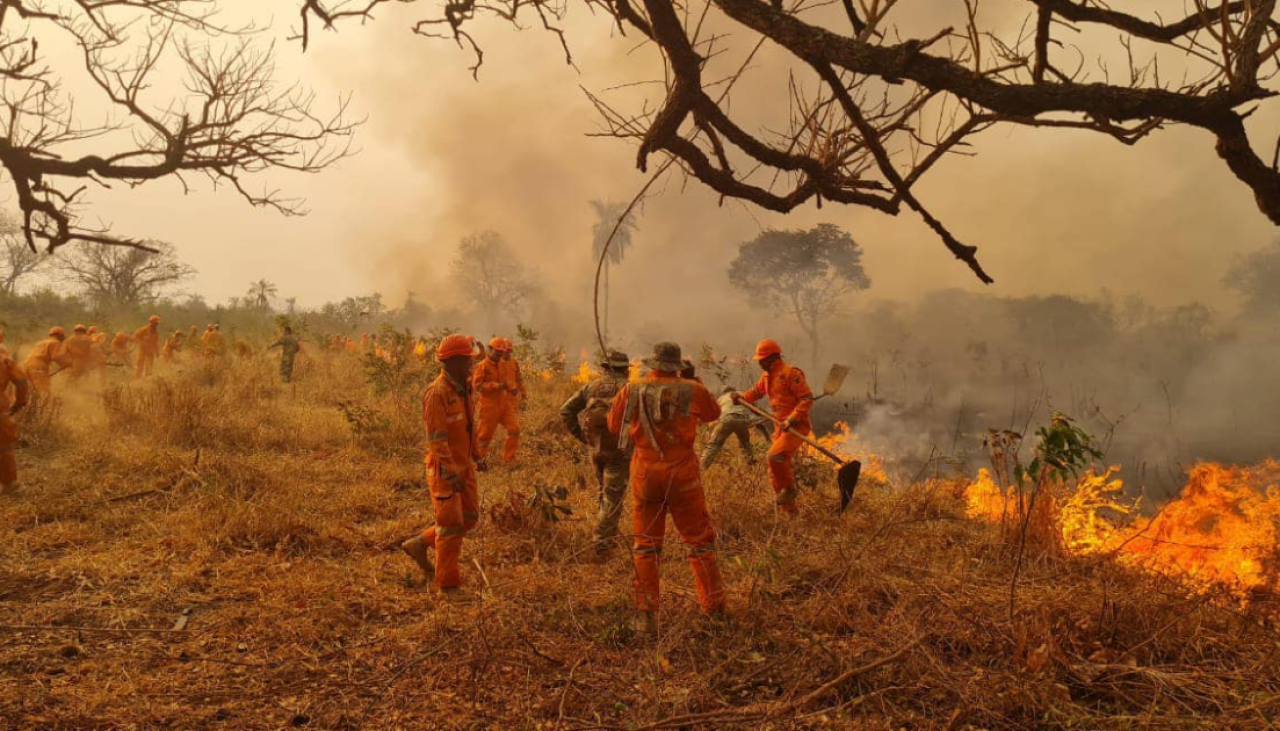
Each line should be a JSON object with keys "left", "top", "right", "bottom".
{"left": 437, "top": 334, "right": 478, "bottom": 361}
{"left": 753, "top": 338, "right": 782, "bottom": 361}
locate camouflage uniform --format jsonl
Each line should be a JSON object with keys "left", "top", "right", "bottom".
{"left": 268, "top": 333, "right": 301, "bottom": 383}
{"left": 700, "top": 391, "right": 773, "bottom": 470}
{"left": 560, "top": 353, "right": 633, "bottom": 549}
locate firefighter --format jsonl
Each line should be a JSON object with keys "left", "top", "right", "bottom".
{"left": 501, "top": 338, "right": 526, "bottom": 409}
{"left": 608, "top": 342, "right": 725, "bottom": 633}
{"left": 0, "top": 346, "right": 30, "bottom": 496}
{"left": 733, "top": 339, "right": 814, "bottom": 516}
{"left": 560, "top": 349, "right": 633, "bottom": 553}
{"left": 88, "top": 326, "right": 108, "bottom": 373}
{"left": 701, "top": 386, "right": 774, "bottom": 470}
{"left": 133, "top": 315, "right": 161, "bottom": 377}
{"left": 473, "top": 337, "right": 520, "bottom": 464}
{"left": 202, "top": 324, "right": 227, "bottom": 358}
{"left": 0, "top": 327, "right": 8, "bottom": 359}
{"left": 111, "top": 331, "right": 133, "bottom": 371}
{"left": 24, "top": 327, "right": 71, "bottom": 394}
{"left": 162, "top": 330, "right": 185, "bottom": 364}
{"left": 64, "top": 325, "right": 96, "bottom": 379}
{"left": 401, "top": 334, "right": 482, "bottom": 599}
{"left": 267, "top": 326, "right": 301, "bottom": 383}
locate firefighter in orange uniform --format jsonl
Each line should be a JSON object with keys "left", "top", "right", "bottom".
{"left": 24, "top": 327, "right": 71, "bottom": 393}
{"left": 64, "top": 325, "right": 96, "bottom": 379}
{"left": 401, "top": 334, "right": 482, "bottom": 599}
{"left": 88, "top": 327, "right": 108, "bottom": 373}
{"left": 501, "top": 338, "right": 526, "bottom": 408}
{"left": 473, "top": 337, "right": 521, "bottom": 463}
{"left": 133, "top": 315, "right": 161, "bottom": 377}
{"left": 733, "top": 339, "right": 814, "bottom": 515}
{"left": 111, "top": 331, "right": 133, "bottom": 371}
{"left": 162, "top": 330, "right": 185, "bottom": 364}
{"left": 608, "top": 342, "right": 725, "bottom": 633}
{"left": 1, "top": 346, "right": 30, "bottom": 496}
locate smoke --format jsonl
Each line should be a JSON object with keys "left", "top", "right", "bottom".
{"left": 296, "top": 3, "right": 1280, "bottom": 485}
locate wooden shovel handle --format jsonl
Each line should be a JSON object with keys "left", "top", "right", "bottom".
{"left": 735, "top": 399, "right": 847, "bottom": 467}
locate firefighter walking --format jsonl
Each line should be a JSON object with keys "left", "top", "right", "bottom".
{"left": 473, "top": 337, "right": 521, "bottom": 464}
{"left": 560, "top": 349, "right": 633, "bottom": 553}
{"left": 134, "top": 316, "right": 161, "bottom": 377}
{"left": 402, "top": 334, "right": 484, "bottom": 600}
{"left": 608, "top": 342, "right": 725, "bottom": 633}
{"left": 0, "top": 346, "right": 30, "bottom": 497}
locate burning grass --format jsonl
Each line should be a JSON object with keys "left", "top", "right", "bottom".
{"left": 2, "top": 353, "right": 1279, "bottom": 730}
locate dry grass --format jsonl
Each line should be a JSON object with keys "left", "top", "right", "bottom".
{"left": 2, "top": 353, "right": 1279, "bottom": 730}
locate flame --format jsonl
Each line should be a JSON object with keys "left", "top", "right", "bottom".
{"left": 962, "top": 460, "right": 1280, "bottom": 598}
{"left": 572, "top": 359, "right": 601, "bottom": 385}
{"left": 537, "top": 369, "right": 556, "bottom": 381}
{"left": 809, "top": 421, "right": 888, "bottom": 483}
{"left": 628, "top": 360, "right": 642, "bottom": 382}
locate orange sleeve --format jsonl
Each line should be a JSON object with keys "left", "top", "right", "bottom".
{"left": 788, "top": 367, "right": 814, "bottom": 419}
{"left": 422, "top": 388, "right": 458, "bottom": 472}
{"left": 691, "top": 383, "right": 722, "bottom": 424}
{"left": 741, "top": 373, "right": 768, "bottom": 403}
{"left": 607, "top": 383, "right": 630, "bottom": 436}
{"left": 473, "top": 360, "right": 502, "bottom": 393}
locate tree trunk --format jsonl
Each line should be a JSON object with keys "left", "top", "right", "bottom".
{"left": 808, "top": 313, "right": 820, "bottom": 374}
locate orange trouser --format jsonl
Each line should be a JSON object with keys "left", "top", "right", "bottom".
{"left": 0, "top": 414, "right": 17, "bottom": 485}
{"left": 420, "top": 461, "right": 480, "bottom": 589}
{"left": 630, "top": 454, "right": 725, "bottom": 614}
{"left": 476, "top": 397, "right": 520, "bottom": 463}
{"left": 767, "top": 426, "right": 811, "bottom": 514}
{"left": 136, "top": 352, "right": 156, "bottom": 378}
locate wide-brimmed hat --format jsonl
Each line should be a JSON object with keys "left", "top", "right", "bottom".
{"left": 643, "top": 342, "right": 683, "bottom": 372}
{"left": 599, "top": 349, "right": 630, "bottom": 370}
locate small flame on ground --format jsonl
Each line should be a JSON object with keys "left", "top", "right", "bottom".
{"left": 810, "top": 421, "right": 888, "bottom": 483}
{"left": 572, "top": 360, "right": 601, "bottom": 385}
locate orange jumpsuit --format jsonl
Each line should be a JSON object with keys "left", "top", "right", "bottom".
{"left": 202, "top": 330, "right": 227, "bottom": 358}
{"left": 1, "top": 353, "right": 29, "bottom": 486}
{"left": 473, "top": 356, "right": 520, "bottom": 463}
{"left": 741, "top": 359, "right": 814, "bottom": 513}
{"left": 418, "top": 371, "right": 481, "bottom": 590}
{"left": 162, "top": 334, "right": 184, "bottom": 363}
{"left": 90, "top": 332, "right": 108, "bottom": 372}
{"left": 64, "top": 333, "right": 95, "bottom": 379}
{"left": 23, "top": 338, "right": 70, "bottom": 393}
{"left": 111, "top": 332, "right": 133, "bottom": 370}
{"left": 134, "top": 325, "right": 160, "bottom": 377}
{"left": 608, "top": 372, "right": 725, "bottom": 614}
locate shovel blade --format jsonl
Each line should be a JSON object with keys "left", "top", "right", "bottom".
{"left": 837, "top": 459, "right": 862, "bottom": 513}
{"left": 822, "top": 364, "right": 851, "bottom": 398}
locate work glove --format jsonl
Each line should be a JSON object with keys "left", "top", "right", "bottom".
{"left": 729, "top": 392, "right": 744, "bottom": 405}
{"left": 782, "top": 416, "right": 797, "bottom": 431}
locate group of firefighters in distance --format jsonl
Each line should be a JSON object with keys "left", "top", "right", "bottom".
{"left": 1, "top": 317, "right": 240, "bottom": 396}
{"left": 402, "top": 334, "right": 813, "bottom": 634}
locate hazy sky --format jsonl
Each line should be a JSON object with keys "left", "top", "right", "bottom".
{"left": 45, "top": 1, "right": 1280, "bottom": 314}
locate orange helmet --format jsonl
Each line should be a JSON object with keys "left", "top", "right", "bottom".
{"left": 488, "top": 337, "right": 507, "bottom": 352}
{"left": 502, "top": 338, "right": 515, "bottom": 351}
{"left": 437, "top": 334, "right": 478, "bottom": 361}
{"left": 73, "top": 324, "right": 88, "bottom": 333}
{"left": 49, "top": 326, "right": 66, "bottom": 337}
{"left": 149, "top": 315, "right": 161, "bottom": 324}
{"left": 753, "top": 338, "right": 782, "bottom": 361}
{"left": 88, "top": 326, "right": 98, "bottom": 335}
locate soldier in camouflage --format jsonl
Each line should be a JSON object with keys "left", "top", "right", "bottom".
{"left": 560, "top": 349, "right": 634, "bottom": 553}
{"left": 267, "top": 326, "right": 302, "bottom": 383}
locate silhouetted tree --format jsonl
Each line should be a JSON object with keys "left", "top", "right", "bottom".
{"left": 728, "top": 223, "right": 870, "bottom": 368}
{"left": 451, "top": 231, "right": 538, "bottom": 328}
{"left": 247, "top": 279, "right": 279, "bottom": 310}
{"left": 589, "top": 200, "right": 639, "bottom": 340}
{"left": 59, "top": 241, "right": 194, "bottom": 307}
{"left": 1225, "top": 240, "right": 1280, "bottom": 320}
